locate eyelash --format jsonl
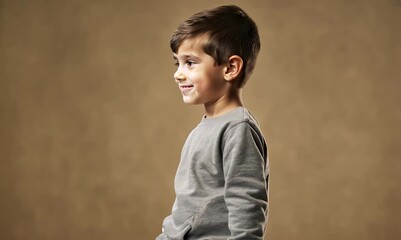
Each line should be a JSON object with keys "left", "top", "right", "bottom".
{"left": 174, "top": 60, "right": 195, "bottom": 67}
{"left": 185, "top": 60, "right": 195, "bottom": 67}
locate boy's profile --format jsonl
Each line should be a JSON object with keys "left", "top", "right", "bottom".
{"left": 157, "top": 5, "right": 269, "bottom": 240}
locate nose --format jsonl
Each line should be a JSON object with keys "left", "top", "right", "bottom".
{"left": 174, "top": 67, "right": 186, "bottom": 82}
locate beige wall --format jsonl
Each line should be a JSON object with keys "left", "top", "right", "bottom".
{"left": 1, "top": 0, "right": 400, "bottom": 239}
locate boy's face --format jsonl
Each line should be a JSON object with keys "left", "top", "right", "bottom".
{"left": 173, "top": 36, "right": 228, "bottom": 105}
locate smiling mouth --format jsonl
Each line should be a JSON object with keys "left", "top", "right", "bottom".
{"left": 179, "top": 85, "right": 194, "bottom": 94}
{"left": 180, "top": 85, "right": 194, "bottom": 89}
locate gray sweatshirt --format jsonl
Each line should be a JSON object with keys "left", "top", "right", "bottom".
{"left": 157, "top": 107, "right": 269, "bottom": 240}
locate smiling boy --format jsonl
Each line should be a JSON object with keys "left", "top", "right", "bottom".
{"left": 157, "top": 5, "right": 269, "bottom": 240}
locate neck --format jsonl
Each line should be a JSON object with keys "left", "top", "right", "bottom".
{"left": 204, "top": 89, "right": 244, "bottom": 118}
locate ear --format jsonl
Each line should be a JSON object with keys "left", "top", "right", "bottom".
{"left": 223, "top": 55, "right": 243, "bottom": 82}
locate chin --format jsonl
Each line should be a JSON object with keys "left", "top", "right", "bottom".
{"left": 182, "top": 100, "right": 197, "bottom": 105}
{"left": 182, "top": 98, "right": 201, "bottom": 105}
{"left": 182, "top": 96, "right": 192, "bottom": 104}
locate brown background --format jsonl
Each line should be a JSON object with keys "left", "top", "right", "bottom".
{"left": 1, "top": 0, "right": 400, "bottom": 239}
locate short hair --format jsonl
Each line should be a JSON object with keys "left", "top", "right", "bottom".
{"left": 170, "top": 5, "right": 261, "bottom": 87}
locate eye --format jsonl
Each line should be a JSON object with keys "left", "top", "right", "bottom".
{"left": 186, "top": 60, "right": 195, "bottom": 67}
{"left": 173, "top": 61, "right": 179, "bottom": 66}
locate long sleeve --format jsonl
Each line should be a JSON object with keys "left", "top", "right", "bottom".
{"left": 160, "top": 107, "right": 269, "bottom": 240}
{"left": 222, "top": 121, "right": 269, "bottom": 239}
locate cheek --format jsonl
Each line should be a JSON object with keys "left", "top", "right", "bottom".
{"left": 187, "top": 72, "right": 203, "bottom": 86}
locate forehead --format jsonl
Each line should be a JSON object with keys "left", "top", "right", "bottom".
{"left": 174, "top": 35, "right": 209, "bottom": 57}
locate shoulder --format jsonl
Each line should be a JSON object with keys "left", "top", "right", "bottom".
{"left": 223, "top": 108, "right": 263, "bottom": 137}
{"left": 223, "top": 119, "right": 264, "bottom": 143}
{"left": 221, "top": 118, "right": 267, "bottom": 162}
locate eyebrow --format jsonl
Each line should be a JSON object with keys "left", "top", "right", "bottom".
{"left": 173, "top": 54, "right": 199, "bottom": 61}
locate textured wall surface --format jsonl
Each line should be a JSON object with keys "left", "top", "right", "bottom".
{"left": 1, "top": 0, "right": 400, "bottom": 239}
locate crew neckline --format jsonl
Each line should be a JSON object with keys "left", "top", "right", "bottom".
{"left": 201, "top": 106, "right": 245, "bottom": 122}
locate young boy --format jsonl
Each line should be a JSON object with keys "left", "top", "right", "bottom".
{"left": 157, "top": 5, "right": 269, "bottom": 240}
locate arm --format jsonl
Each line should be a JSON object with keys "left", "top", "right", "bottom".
{"left": 222, "top": 121, "right": 269, "bottom": 239}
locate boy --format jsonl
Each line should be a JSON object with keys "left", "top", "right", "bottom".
{"left": 157, "top": 5, "right": 269, "bottom": 240}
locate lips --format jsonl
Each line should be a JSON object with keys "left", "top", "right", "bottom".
{"left": 179, "top": 84, "right": 194, "bottom": 94}
{"left": 179, "top": 84, "right": 193, "bottom": 88}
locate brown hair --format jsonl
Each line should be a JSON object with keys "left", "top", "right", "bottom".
{"left": 170, "top": 5, "right": 261, "bottom": 87}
